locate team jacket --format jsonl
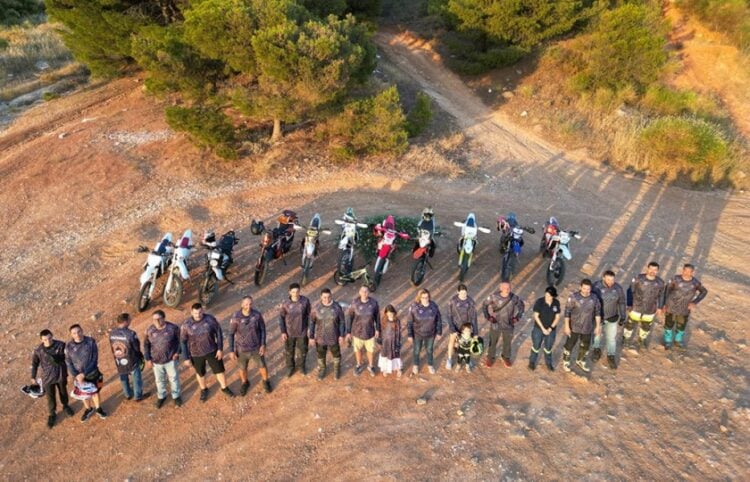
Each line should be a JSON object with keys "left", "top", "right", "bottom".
{"left": 564, "top": 291, "right": 602, "bottom": 334}
{"left": 665, "top": 276, "right": 708, "bottom": 316}
{"left": 109, "top": 326, "right": 144, "bottom": 374}
{"left": 31, "top": 340, "right": 67, "bottom": 386}
{"left": 627, "top": 274, "right": 666, "bottom": 314}
{"left": 407, "top": 301, "right": 443, "bottom": 338}
{"left": 592, "top": 280, "right": 626, "bottom": 321}
{"left": 65, "top": 336, "right": 99, "bottom": 377}
{"left": 144, "top": 322, "right": 181, "bottom": 365}
{"left": 180, "top": 314, "right": 223, "bottom": 359}
{"left": 229, "top": 309, "right": 266, "bottom": 353}
{"left": 346, "top": 297, "right": 380, "bottom": 340}
{"left": 447, "top": 295, "right": 478, "bottom": 334}
{"left": 482, "top": 292, "right": 525, "bottom": 330}
{"left": 309, "top": 302, "right": 346, "bottom": 346}
{"left": 279, "top": 296, "right": 311, "bottom": 338}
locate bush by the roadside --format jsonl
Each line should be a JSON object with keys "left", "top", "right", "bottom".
{"left": 1, "top": 0, "right": 44, "bottom": 26}
{"left": 165, "top": 106, "right": 238, "bottom": 159}
{"left": 406, "top": 92, "right": 433, "bottom": 137}
{"left": 0, "top": 22, "right": 72, "bottom": 82}
{"left": 640, "top": 84, "right": 722, "bottom": 119}
{"left": 679, "top": 0, "right": 750, "bottom": 52}
{"left": 639, "top": 116, "right": 734, "bottom": 183}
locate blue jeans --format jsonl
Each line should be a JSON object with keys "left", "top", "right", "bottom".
{"left": 413, "top": 336, "right": 435, "bottom": 367}
{"left": 153, "top": 360, "right": 181, "bottom": 400}
{"left": 529, "top": 326, "right": 556, "bottom": 367}
{"left": 593, "top": 319, "right": 619, "bottom": 356}
{"left": 119, "top": 364, "right": 143, "bottom": 399}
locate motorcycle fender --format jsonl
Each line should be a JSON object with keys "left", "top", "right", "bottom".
{"left": 377, "top": 244, "right": 391, "bottom": 259}
{"left": 413, "top": 247, "right": 427, "bottom": 259}
{"left": 464, "top": 240, "right": 474, "bottom": 254}
{"left": 139, "top": 267, "right": 155, "bottom": 285}
{"left": 178, "top": 260, "right": 190, "bottom": 280}
{"left": 338, "top": 238, "right": 349, "bottom": 250}
{"left": 561, "top": 246, "right": 572, "bottom": 260}
{"left": 213, "top": 266, "right": 224, "bottom": 281}
{"left": 305, "top": 243, "right": 315, "bottom": 257}
{"left": 383, "top": 258, "right": 390, "bottom": 274}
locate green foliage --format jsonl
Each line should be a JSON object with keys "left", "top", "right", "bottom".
{"left": 359, "top": 215, "right": 420, "bottom": 262}
{"left": 328, "top": 86, "right": 408, "bottom": 156}
{"left": 1, "top": 0, "right": 44, "bottom": 25}
{"left": 165, "top": 106, "right": 238, "bottom": 159}
{"left": 573, "top": 3, "right": 668, "bottom": 92}
{"left": 679, "top": 0, "right": 750, "bottom": 52}
{"left": 640, "top": 84, "right": 722, "bottom": 119}
{"left": 443, "top": 30, "right": 527, "bottom": 73}
{"left": 346, "top": 0, "right": 382, "bottom": 19}
{"left": 300, "top": 0, "right": 347, "bottom": 18}
{"left": 639, "top": 116, "right": 733, "bottom": 182}
{"left": 42, "top": 90, "right": 59, "bottom": 100}
{"left": 405, "top": 91, "right": 433, "bottom": 137}
{"left": 0, "top": 22, "right": 72, "bottom": 81}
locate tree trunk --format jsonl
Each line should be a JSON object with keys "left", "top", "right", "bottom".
{"left": 271, "top": 118, "right": 282, "bottom": 142}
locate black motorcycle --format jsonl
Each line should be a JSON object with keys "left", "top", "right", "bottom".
{"left": 251, "top": 210, "right": 298, "bottom": 286}
{"left": 198, "top": 230, "right": 238, "bottom": 306}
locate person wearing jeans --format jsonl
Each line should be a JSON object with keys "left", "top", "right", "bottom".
{"left": 482, "top": 281, "right": 525, "bottom": 368}
{"left": 109, "top": 313, "right": 146, "bottom": 401}
{"left": 144, "top": 310, "right": 182, "bottom": 408}
{"left": 528, "top": 286, "right": 561, "bottom": 371}
{"left": 592, "top": 270, "right": 627, "bottom": 369}
{"left": 279, "top": 283, "right": 312, "bottom": 377}
{"left": 408, "top": 289, "right": 443, "bottom": 375}
{"left": 31, "top": 329, "right": 74, "bottom": 429}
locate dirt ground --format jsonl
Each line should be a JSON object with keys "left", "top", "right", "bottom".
{"left": 1, "top": 29, "right": 749, "bottom": 481}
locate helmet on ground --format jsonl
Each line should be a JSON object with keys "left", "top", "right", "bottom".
{"left": 21, "top": 381, "right": 44, "bottom": 399}
{"left": 70, "top": 381, "right": 98, "bottom": 401}
{"left": 203, "top": 230, "right": 216, "bottom": 244}
{"left": 250, "top": 220, "right": 265, "bottom": 235}
{"left": 470, "top": 336, "right": 484, "bottom": 356}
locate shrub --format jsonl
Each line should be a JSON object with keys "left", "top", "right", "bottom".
{"left": 0, "top": 0, "right": 44, "bottom": 26}
{"left": 640, "top": 84, "right": 722, "bottom": 119}
{"left": 165, "top": 106, "right": 238, "bottom": 159}
{"left": 639, "top": 116, "right": 733, "bottom": 182}
{"left": 0, "top": 23, "right": 73, "bottom": 81}
{"left": 405, "top": 92, "right": 433, "bottom": 137}
{"left": 679, "top": 0, "right": 750, "bottom": 52}
{"left": 42, "top": 91, "right": 59, "bottom": 101}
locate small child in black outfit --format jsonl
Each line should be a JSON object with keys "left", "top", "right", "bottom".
{"left": 455, "top": 322, "right": 474, "bottom": 373}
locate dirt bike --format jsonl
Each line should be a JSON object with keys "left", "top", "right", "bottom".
{"left": 542, "top": 220, "right": 581, "bottom": 286}
{"left": 251, "top": 210, "right": 298, "bottom": 287}
{"left": 333, "top": 214, "right": 368, "bottom": 284}
{"left": 410, "top": 228, "right": 441, "bottom": 286}
{"left": 198, "top": 230, "right": 238, "bottom": 306}
{"left": 299, "top": 213, "right": 331, "bottom": 286}
{"left": 136, "top": 233, "right": 173, "bottom": 312}
{"left": 497, "top": 215, "right": 535, "bottom": 282}
{"left": 163, "top": 230, "right": 194, "bottom": 308}
{"left": 453, "top": 213, "right": 491, "bottom": 282}
{"left": 333, "top": 264, "right": 377, "bottom": 291}
{"left": 371, "top": 215, "right": 410, "bottom": 289}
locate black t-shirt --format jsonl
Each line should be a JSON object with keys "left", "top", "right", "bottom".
{"left": 533, "top": 297, "right": 561, "bottom": 329}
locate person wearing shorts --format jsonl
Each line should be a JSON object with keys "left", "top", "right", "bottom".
{"left": 65, "top": 324, "right": 107, "bottom": 422}
{"left": 346, "top": 285, "right": 380, "bottom": 377}
{"left": 229, "top": 296, "right": 272, "bottom": 395}
{"left": 181, "top": 303, "right": 234, "bottom": 402}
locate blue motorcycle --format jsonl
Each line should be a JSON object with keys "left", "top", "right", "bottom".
{"left": 497, "top": 213, "right": 535, "bottom": 282}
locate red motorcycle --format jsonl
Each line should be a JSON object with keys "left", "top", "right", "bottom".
{"left": 372, "top": 215, "right": 410, "bottom": 288}
{"left": 251, "top": 210, "right": 299, "bottom": 286}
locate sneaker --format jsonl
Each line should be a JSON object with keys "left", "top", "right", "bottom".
{"left": 96, "top": 408, "right": 107, "bottom": 419}
{"left": 428, "top": 365, "right": 436, "bottom": 375}
{"left": 502, "top": 358, "right": 512, "bottom": 368}
{"left": 317, "top": 370, "right": 326, "bottom": 381}
{"left": 199, "top": 388, "right": 209, "bottom": 402}
{"left": 240, "top": 381, "right": 250, "bottom": 396}
{"left": 80, "top": 408, "right": 95, "bottom": 423}
{"left": 263, "top": 380, "right": 272, "bottom": 393}
{"left": 300, "top": 366, "right": 308, "bottom": 376}
{"left": 465, "top": 364, "right": 472, "bottom": 374}
{"left": 155, "top": 397, "right": 167, "bottom": 409}
{"left": 641, "top": 338, "right": 650, "bottom": 349}
{"left": 125, "top": 394, "right": 133, "bottom": 401}
{"left": 484, "top": 359, "right": 494, "bottom": 368}
{"left": 221, "top": 387, "right": 235, "bottom": 398}
{"left": 445, "top": 359, "right": 453, "bottom": 370}
{"left": 546, "top": 363, "right": 555, "bottom": 372}
{"left": 286, "top": 367, "right": 295, "bottom": 378}
{"left": 562, "top": 360, "right": 571, "bottom": 373}
{"left": 47, "top": 414, "right": 56, "bottom": 429}
{"left": 174, "top": 397, "right": 183, "bottom": 407}
{"left": 576, "top": 360, "right": 590, "bottom": 373}
{"left": 454, "top": 363, "right": 461, "bottom": 372}
{"left": 607, "top": 355, "right": 617, "bottom": 369}
{"left": 135, "top": 392, "right": 150, "bottom": 402}
{"left": 368, "top": 366, "right": 376, "bottom": 377}
{"left": 382, "top": 371, "right": 389, "bottom": 378}
{"left": 396, "top": 370, "right": 402, "bottom": 379}
{"left": 527, "top": 362, "right": 536, "bottom": 371}
{"left": 591, "top": 348, "right": 602, "bottom": 362}
{"left": 412, "top": 365, "right": 419, "bottom": 375}
{"left": 63, "top": 405, "right": 74, "bottom": 417}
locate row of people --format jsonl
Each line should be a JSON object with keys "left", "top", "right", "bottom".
{"left": 30, "top": 262, "right": 706, "bottom": 428}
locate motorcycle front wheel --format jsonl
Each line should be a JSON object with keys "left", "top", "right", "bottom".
{"left": 137, "top": 281, "right": 152, "bottom": 312}
{"left": 163, "top": 275, "right": 183, "bottom": 308}
{"left": 199, "top": 272, "right": 218, "bottom": 306}
{"left": 301, "top": 256, "right": 313, "bottom": 286}
{"left": 501, "top": 253, "right": 517, "bottom": 282}
{"left": 254, "top": 258, "right": 268, "bottom": 286}
{"left": 459, "top": 254, "right": 470, "bottom": 282}
{"left": 546, "top": 258, "right": 566, "bottom": 286}
{"left": 410, "top": 257, "right": 426, "bottom": 286}
{"left": 373, "top": 258, "right": 384, "bottom": 288}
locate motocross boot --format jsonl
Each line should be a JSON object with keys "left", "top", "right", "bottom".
{"left": 675, "top": 330, "right": 686, "bottom": 348}
{"left": 333, "top": 357, "right": 341, "bottom": 380}
{"left": 317, "top": 358, "right": 326, "bottom": 380}
{"left": 663, "top": 328, "right": 674, "bottom": 350}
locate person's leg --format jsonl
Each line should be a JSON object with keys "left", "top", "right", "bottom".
{"left": 577, "top": 334, "right": 592, "bottom": 361}
{"left": 413, "top": 337, "right": 424, "bottom": 368}
{"left": 256, "top": 354, "right": 269, "bottom": 382}
{"left": 45, "top": 384, "right": 57, "bottom": 417}
{"left": 211, "top": 357, "right": 229, "bottom": 389}
{"left": 663, "top": 313, "right": 675, "bottom": 347}
{"left": 674, "top": 315, "right": 689, "bottom": 347}
{"left": 446, "top": 332, "right": 457, "bottom": 368}
{"left": 119, "top": 373, "right": 133, "bottom": 399}
{"left": 562, "top": 332, "right": 579, "bottom": 370}
{"left": 91, "top": 393, "right": 101, "bottom": 409}
{"left": 543, "top": 329, "right": 557, "bottom": 368}
{"left": 623, "top": 315, "right": 636, "bottom": 344}
{"left": 605, "top": 321, "right": 618, "bottom": 356}
{"left": 237, "top": 354, "right": 249, "bottom": 385}
{"left": 638, "top": 319, "right": 653, "bottom": 346}
{"left": 486, "top": 328, "right": 499, "bottom": 363}
{"left": 133, "top": 365, "right": 143, "bottom": 399}
{"left": 331, "top": 344, "right": 342, "bottom": 379}
{"left": 285, "top": 336, "right": 296, "bottom": 372}
{"left": 165, "top": 361, "right": 181, "bottom": 399}
{"left": 366, "top": 338, "right": 375, "bottom": 368}
{"left": 59, "top": 379, "right": 70, "bottom": 410}
{"left": 153, "top": 363, "right": 168, "bottom": 400}
{"left": 316, "top": 344, "right": 327, "bottom": 378}
{"left": 501, "top": 329, "right": 513, "bottom": 362}
{"left": 529, "top": 326, "right": 543, "bottom": 366}
{"left": 193, "top": 355, "right": 208, "bottom": 390}
{"left": 425, "top": 337, "right": 435, "bottom": 367}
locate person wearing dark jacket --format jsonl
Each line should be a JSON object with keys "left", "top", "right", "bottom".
{"left": 31, "top": 329, "right": 74, "bottom": 428}
{"left": 109, "top": 313, "right": 146, "bottom": 402}
{"left": 181, "top": 303, "right": 234, "bottom": 402}
{"left": 481, "top": 281, "right": 525, "bottom": 368}
{"left": 445, "top": 284, "right": 478, "bottom": 370}
{"left": 591, "top": 271, "right": 627, "bottom": 369}
{"left": 379, "top": 305, "right": 403, "bottom": 378}
{"left": 229, "top": 296, "right": 271, "bottom": 395}
{"left": 663, "top": 264, "right": 708, "bottom": 349}
{"left": 408, "top": 289, "right": 443, "bottom": 375}
{"left": 309, "top": 288, "right": 346, "bottom": 380}
{"left": 144, "top": 310, "right": 182, "bottom": 408}
{"left": 65, "top": 324, "right": 107, "bottom": 422}
{"left": 625, "top": 262, "right": 666, "bottom": 349}
{"left": 563, "top": 279, "right": 602, "bottom": 373}
{"left": 279, "top": 283, "right": 312, "bottom": 377}
{"left": 346, "top": 285, "right": 381, "bottom": 377}
{"left": 528, "top": 286, "right": 561, "bottom": 371}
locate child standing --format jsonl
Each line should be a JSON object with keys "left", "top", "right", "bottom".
{"left": 378, "top": 305, "right": 402, "bottom": 378}
{"left": 455, "top": 322, "right": 475, "bottom": 373}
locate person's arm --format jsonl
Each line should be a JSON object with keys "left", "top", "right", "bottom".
{"left": 308, "top": 310, "right": 317, "bottom": 340}
{"left": 563, "top": 297, "right": 573, "bottom": 335}
{"left": 90, "top": 338, "right": 99, "bottom": 368}
{"left": 692, "top": 281, "right": 708, "bottom": 306}
{"left": 374, "top": 300, "right": 381, "bottom": 335}
{"left": 512, "top": 297, "right": 525, "bottom": 325}
{"left": 31, "top": 349, "right": 40, "bottom": 381}
{"left": 279, "top": 303, "right": 288, "bottom": 336}
{"left": 259, "top": 314, "right": 267, "bottom": 354}
{"left": 228, "top": 318, "right": 237, "bottom": 353}
{"left": 336, "top": 305, "right": 346, "bottom": 341}
{"left": 469, "top": 300, "right": 479, "bottom": 335}
{"left": 533, "top": 300, "right": 545, "bottom": 330}
{"left": 626, "top": 279, "right": 635, "bottom": 309}
{"left": 594, "top": 298, "right": 602, "bottom": 334}
{"left": 435, "top": 305, "right": 443, "bottom": 337}
{"left": 65, "top": 345, "right": 78, "bottom": 378}
{"left": 143, "top": 330, "right": 152, "bottom": 362}
{"left": 617, "top": 285, "right": 627, "bottom": 322}
{"left": 345, "top": 303, "right": 354, "bottom": 336}
{"left": 447, "top": 299, "right": 457, "bottom": 333}
{"left": 407, "top": 305, "right": 415, "bottom": 339}
{"left": 657, "top": 280, "right": 666, "bottom": 311}
{"left": 133, "top": 332, "right": 144, "bottom": 359}
{"left": 180, "top": 325, "right": 191, "bottom": 361}
{"left": 482, "top": 297, "right": 492, "bottom": 321}
{"left": 214, "top": 320, "right": 223, "bottom": 356}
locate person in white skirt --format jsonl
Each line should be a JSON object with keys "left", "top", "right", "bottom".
{"left": 378, "top": 305, "right": 402, "bottom": 378}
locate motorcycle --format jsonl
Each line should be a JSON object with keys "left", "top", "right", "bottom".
{"left": 371, "top": 215, "right": 410, "bottom": 289}
{"left": 136, "top": 233, "right": 174, "bottom": 312}
{"left": 541, "top": 217, "right": 581, "bottom": 286}
{"left": 333, "top": 211, "right": 369, "bottom": 285}
{"left": 198, "top": 230, "right": 238, "bottom": 306}
{"left": 410, "top": 228, "right": 441, "bottom": 286}
{"left": 299, "top": 213, "right": 331, "bottom": 286}
{"left": 251, "top": 210, "right": 298, "bottom": 286}
{"left": 163, "top": 229, "right": 195, "bottom": 308}
{"left": 497, "top": 214, "right": 535, "bottom": 282}
{"left": 453, "top": 213, "right": 491, "bottom": 282}
{"left": 333, "top": 264, "right": 377, "bottom": 291}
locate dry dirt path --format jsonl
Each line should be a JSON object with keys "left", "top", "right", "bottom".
{"left": 0, "top": 31, "right": 748, "bottom": 481}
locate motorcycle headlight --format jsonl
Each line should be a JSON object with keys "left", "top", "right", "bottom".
{"left": 210, "top": 259, "right": 218, "bottom": 267}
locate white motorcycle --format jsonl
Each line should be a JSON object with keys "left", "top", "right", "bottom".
{"left": 333, "top": 210, "right": 369, "bottom": 286}
{"left": 542, "top": 219, "right": 581, "bottom": 286}
{"left": 453, "top": 213, "right": 491, "bottom": 282}
{"left": 163, "top": 229, "right": 194, "bottom": 308}
{"left": 136, "top": 233, "right": 173, "bottom": 312}
{"left": 299, "top": 213, "right": 331, "bottom": 286}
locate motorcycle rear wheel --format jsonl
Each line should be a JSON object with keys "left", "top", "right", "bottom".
{"left": 163, "top": 276, "right": 183, "bottom": 308}
{"left": 546, "top": 258, "right": 566, "bottom": 286}
{"left": 410, "top": 257, "right": 426, "bottom": 286}
{"left": 199, "top": 272, "right": 218, "bottom": 306}
{"left": 333, "top": 269, "right": 347, "bottom": 286}
{"left": 137, "top": 281, "right": 152, "bottom": 312}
